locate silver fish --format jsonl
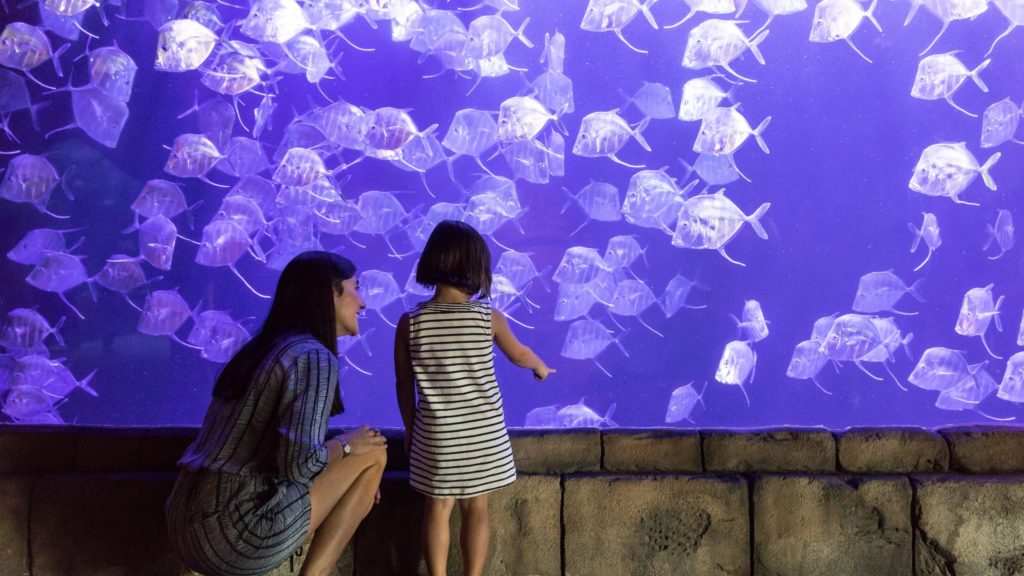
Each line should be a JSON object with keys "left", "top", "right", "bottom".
{"left": 955, "top": 284, "right": 1004, "bottom": 359}
{"left": 155, "top": 19, "right": 218, "bottom": 73}
{"left": 852, "top": 270, "right": 925, "bottom": 315}
{"left": 980, "top": 98, "right": 1023, "bottom": 148}
{"left": 715, "top": 340, "right": 755, "bottom": 406}
{"left": 682, "top": 19, "right": 769, "bottom": 83}
{"left": 665, "top": 382, "right": 707, "bottom": 423}
{"left": 983, "top": 209, "right": 1014, "bottom": 260}
{"left": 910, "top": 53, "right": 990, "bottom": 117}
{"left": 909, "top": 142, "right": 1000, "bottom": 205}
{"left": 672, "top": 190, "right": 770, "bottom": 266}
{"left": 908, "top": 212, "right": 941, "bottom": 271}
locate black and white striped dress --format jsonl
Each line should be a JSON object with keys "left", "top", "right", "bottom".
{"left": 407, "top": 300, "right": 517, "bottom": 498}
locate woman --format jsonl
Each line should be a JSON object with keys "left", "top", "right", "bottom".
{"left": 165, "top": 251, "right": 387, "bottom": 576}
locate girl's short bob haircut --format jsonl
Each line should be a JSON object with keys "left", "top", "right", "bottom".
{"left": 416, "top": 220, "right": 492, "bottom": 298}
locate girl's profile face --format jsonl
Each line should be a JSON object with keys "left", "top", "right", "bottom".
{"left": 335, "top": 277, "right": 364, "bottom": 337}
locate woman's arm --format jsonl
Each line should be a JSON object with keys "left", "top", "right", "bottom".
{"left": 492, "top": 308, "right": 555, "bottom": 380}
{"left": 276, "top": 347, "right": 336, "bottom": 485}
{"left": 394, "top": 313, "right": 417, "bottom": 442}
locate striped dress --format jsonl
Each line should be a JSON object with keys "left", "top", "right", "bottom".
{"left": 407, "top": 300, "right": 517, "bottom": 498}
{"left": 164, "top": 334, "right": 339, "bottom": 576}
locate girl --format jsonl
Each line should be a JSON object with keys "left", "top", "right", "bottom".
{"left": 394, "top": 220, "right": 554, "bottom": 576}
{"left": 165, "top": 251, "right": 387, "bottom": 576}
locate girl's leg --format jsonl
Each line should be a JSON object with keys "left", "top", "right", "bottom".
{"left": 422, "top": 496, "right": 456, "bottom": 576}
{"left": 300, "top": 449, "right": 387, "bottom": 576}
{"left": 458, "top": 494, "right": 490, "bottom": 576}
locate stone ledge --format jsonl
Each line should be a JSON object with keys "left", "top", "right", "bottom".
{"left": 30, "top": 473, "right": 182, "bottom": 576}
{"left": 704, "top": 429, "right": 837, "bottom": 473}
{"left": 940, "top": 427, "right": 1024, "bottom": 474}
{"left": 563, "top": 474, "right": 749, "bottom": 575}
{"left": 602, "top": 429, "right": 702, "bottom": 473}
{"left": 838, "top": 428, "right": 949, "bottom": 473}
{"left": 754, "top": 475, "right": 912, "bottom": 576}
{"left": 915, "top": 475, "right": 1024, "bottom": 576}
{"left": 510, "top": 429, "right": 601, "bottom": 473}
{"left": 0, "top": 476, "right": 31, "bottom": 576}
{"left": 355, "top": 472, "right": 561, "bottom": 576}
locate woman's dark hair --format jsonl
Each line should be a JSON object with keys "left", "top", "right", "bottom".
{"left": 416, "top": 220, "right": 491, "bottom": 298}
{"left": 213, "top": 251, "right": 356, "bottom": 415}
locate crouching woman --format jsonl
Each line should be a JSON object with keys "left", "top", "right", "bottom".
{"left": 165, "top": 251, "right": 387, "bottom": 576}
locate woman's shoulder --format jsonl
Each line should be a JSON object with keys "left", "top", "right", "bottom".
{"left": 271, "top": 334, "right": 335, "bottom": 367}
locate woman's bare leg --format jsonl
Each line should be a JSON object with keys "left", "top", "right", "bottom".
{"left": 422, "top": 496, "right": 455, "bottom": 576}
{"left": 300, "top": 449, "right": 386, "bottom": 576}
{"left": 458, "top": 495, "right": 489, "bottom": 576}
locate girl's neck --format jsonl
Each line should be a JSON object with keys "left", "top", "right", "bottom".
{"left": 431, "top": 284, "right": 471, "bottom": 304}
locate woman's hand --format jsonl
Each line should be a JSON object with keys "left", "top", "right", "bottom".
{"left": 336, "top": 425, "right": 387, "bottom": 455}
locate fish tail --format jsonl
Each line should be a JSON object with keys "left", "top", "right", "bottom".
{"left": 748, "top": 29, "right": 770, "bottom": 66}
{"left": 746, "top": 202, "right": 771, "bottom": 239}
{"left": 603, "top": 403, "right": 618, "bottom": 425}
{"left": 515, "top": 17, "right": 533, "bottom": 48}
{"left": 994, "top": 295, "right": 1005, "bottom": 332}
{"left": 633, "top": 117, "right": 652, "bottom": 152}
{"left": 904, "top": 0, "right": 922, "bottom": 26}
{"left": 901, "top": 332, "right": 914, "bottom": 361}
{"left": 865, "top": 0, "right": 882, "bottom": 33}
{"left": 971, "top": 59, "right": 992, "bottom": 93}
{"left": 983, "top": 223, "right": 996, "bottom": 250}
{"left": 753, "top": 116, "right": 772, "bottom": 154}
{"left": 980, "top": 152, "right": 1001, "bottom": 190}
{"left": 907, "top": 277, "right": 926, "bottom": 302}
{"left": 908, "top": 222, "right": 922, "bottom": 253}
{"left": 640, "top": 0, "right": 659, "bottom": 29}
{"left": 52, "top": 316, "right": 67, "bottom": 348}
{"left": 78, "top": 369, "right": 99, "bottom": 397}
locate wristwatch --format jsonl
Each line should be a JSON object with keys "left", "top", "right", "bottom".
{"left": 337, "top": 438, "right": 351, "bottom": 456}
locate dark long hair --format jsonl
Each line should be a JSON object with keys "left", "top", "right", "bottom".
{"left": 213, "top": 251, "right": 356, "bottom": 416}
{"left": 416, "top": 220, "right": 492, "bottom": 298}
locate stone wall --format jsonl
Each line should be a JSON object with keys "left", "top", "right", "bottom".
{"left": 2, "top": 425, "right": 1024, "bottom": 575}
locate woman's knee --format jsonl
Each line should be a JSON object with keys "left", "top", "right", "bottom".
{"left": 427, "top": 497, "right": 456, "bottom": 514}
{"left": 458, "top": 495, "right": 488, "bottom": 513}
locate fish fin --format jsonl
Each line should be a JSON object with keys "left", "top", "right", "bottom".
{"left": 751, "top": 116, "right": 771, "bottom": 154}
{"left": 751, "top": 14, "right": 774, "bottom": 39}
{"left": 748, "top": 28, "right": 770, "bottom": 65}
{"left": 904, "top": 0, "right": 922, "bottom": 26}
{"left": 908, "top": 222, "right": 922, "bottom": 252}
{"left": 919, "top": 20, "right": 949, "bottom": 56}
{"left": 811, "top": 375, "right": 833, "bottom": 395}
{"left": 603, "top": 403, "right": 618, "bottom": 424}
{"left": 515, "top": 16, "right": 533, "bottom": 47}
{"left": 980, "top": 332, "right": 1002, "bottom": 359}
{"left": 980, "top": 152, "right": 1001, "bottom": 190}
{"left": 983, "top": 223, "right": 996, "bottom": 250}
{"left": 560, "top": 186, "right": 578, "bottom": 214}
{"left": 945, "top": 95, "right": 977, "bottom": 117}
{"left": 608, "top": 154, "right": 645, "bottom": 169}
{"left": 994, "top": 295, "right": 1005, "bottom": 332}
{"left": 632, "top": 117, "right": 652, "bottom": 152}
{"left": 717, "top": 246, "right": 746, "bottom": 266}
{"left": 970, "top": 59, "right": 991, "bottom": 92}
{"left": 77, "top": 369, "right": 99, "bottom": 396}
{"left": 845, "top": 37, "right": 873, "bottom": 63}
{"left": 640, "top": 0, "right": 659, "bottom": 28}
{"left": 985, "top": 22, "right": 1016, "bottom": 57}
{"left": 913, "top": 248, "right": 932, "bottom": 272}
{"left": 663, "top": 8, "right": 696, "bottom": 29}
{"left": 865, "top": 0, "right": 882, "bottom": 33}
{"left": 746, "top": 202, "right": 771, "bottom": 239}
{"left": 907, "top": 277, "right": 926, "bottom": 302}
{"left": 901, "top": 332, "right": 914, "bottom": 360}
{"left": 614, "top": 29, "right": 647, "bottom": 54}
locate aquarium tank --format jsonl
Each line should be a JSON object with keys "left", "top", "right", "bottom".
{"left": 0, "top": 0, "right": 1021, "bottom": 429}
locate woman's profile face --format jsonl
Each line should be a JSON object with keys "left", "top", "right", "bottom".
{"left": 335, "top": 277, "right": 364, "bottom": 337}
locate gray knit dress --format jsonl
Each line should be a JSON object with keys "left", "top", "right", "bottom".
{"left": 164, "top": 334, "right": 338, "bottom": 576}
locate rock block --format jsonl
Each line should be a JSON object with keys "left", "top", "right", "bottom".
{"left": 76, "top": 429, "right": 142, "bottom": 472}
{"left": 602, "top": 429, "right": 702, "bottom": 473}
{"left": 704, "top": 429, "right": 836, "bottom": 473}
{"left": 31, "top": 473, "right": 183, "bottom": 576}
{"left": 511, "top": 429, "right": 601, "bottom": 473}
{"left": 754, "top": 475, "right": 912, "bottom": 576}
{"left": 356, "top": 473, "right": 561, "bottom": 576}
{"left": 838, "top": 428, "right": 948, "bottom": 473}
{"left": 0, "top": 425, "right": 78, "bottom": 473}
{"left": 916, "top": 476, "right": 1024, "bottom": 576}
{"left": 0, "top": 477, "right": 32, "bottom": 576}
{"left": 138, "top": 428, "right": 197, "bottom": 472}
{"left": 564, "top": 474, "right": 749, "bottom": 576}
{"left": 941, "top": 427, "right": 1024, "bottom": 473}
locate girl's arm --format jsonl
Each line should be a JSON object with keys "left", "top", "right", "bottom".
{"left": 492, "top": 308, "right": 555, "bottom": 381}
{"left": 394, "top": 313, "right": 417, "bottom": 445}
